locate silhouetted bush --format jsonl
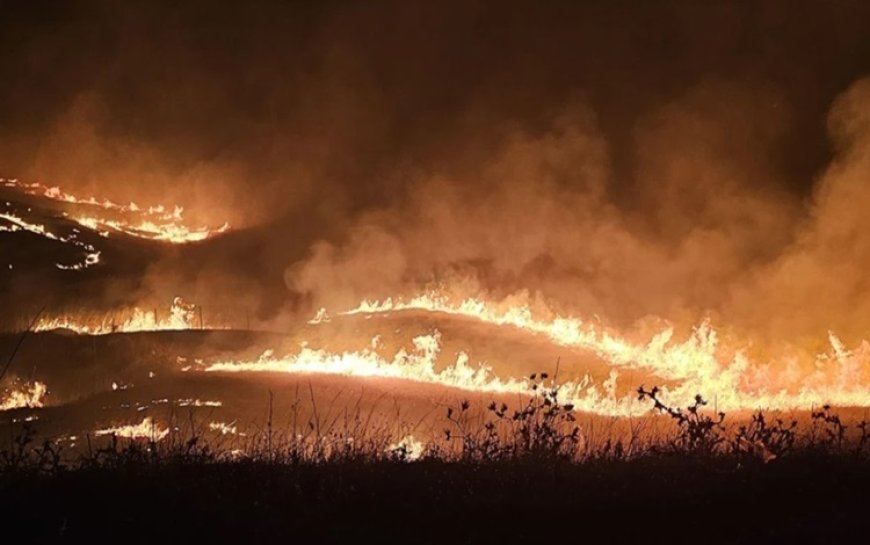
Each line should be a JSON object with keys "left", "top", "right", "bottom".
{"left": 2, "top": 378, "right": 869, "bottom": 475}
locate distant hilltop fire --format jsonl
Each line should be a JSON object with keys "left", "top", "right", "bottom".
{"left": 1, "top": 178, "right": 229, "bottom": 245}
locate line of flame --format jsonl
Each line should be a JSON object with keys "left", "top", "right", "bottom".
{"left": 2, "top": 178, "right": 229, "bottom": 244}
{"left": 203, "top": 323, "right": 870, "bottom": 415}
{"left": 1, "top": 209, "right": 101, "bottom": 270}
{"left": 302, "top": 292, "right": 870, "bottom": 413}
{"left": 35, "top": 297, "right": 201, "bottom": 334}
{"left": 95, "top": 417, "right": 169, "bottom": 441}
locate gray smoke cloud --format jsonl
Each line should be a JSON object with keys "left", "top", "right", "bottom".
{"left": 2, "top": 0, "right": 870, "bottom": 349}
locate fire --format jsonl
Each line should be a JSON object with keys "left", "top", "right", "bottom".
{"left": 95, "top": 417, "right": 169, "bottom": 441}
{"left": 8, "top": 168, "right": 868, "bottom": 417}
{"left": 389, "top": 435, "right": 426, "bottom": 460}
{"left": 35, "top": 297, "right": 206, "bottom": 334}
{"left": 1, "top": 208, "right": 101, "bottom": 270}
{"left": 210, "top": 292, "right": 870, "bottom": 416}
{"left": 2, "top": 178, "right": 229, "bottom": 244}
{"left": 204, "top": 331, "right": 638, "bottom": 415}
{"left": 0, "top": 382, "right": 47, "bottom": 411}
{"left": 209, "top": 421, "right": 238, "bottom": 435}
{"left": 204, "top": 332, "right": 612, "bottom": 415}
{"left": 330, "top": 293, "right": 870, "bottom": 412}
{"left": 72, "top": 214, "right": 230, "bottom": 244}
{"left": 178, "top": 399, "right": 223, "bottom": 407}
{"left": 208, "top": 331, "right": 529, "bottom": 392}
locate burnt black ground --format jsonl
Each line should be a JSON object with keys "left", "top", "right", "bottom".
{"left": 2, "top": 454, "right": 867, "bottom": 544}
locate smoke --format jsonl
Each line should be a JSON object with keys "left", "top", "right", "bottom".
{"left": 284, "top": 83, "right": 793, "bottom": 323}
{"left": 3, "top": 0, "right": 870, "bottom": 348}
{"left": 285, "top": 76, "right": 870, "bottom": 352}
{"left": 727, "top": 77, "right": 870, "bottom": 345}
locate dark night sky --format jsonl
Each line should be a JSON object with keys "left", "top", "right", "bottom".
{"left": 1, "top": 1, "right": 869, "bottom": 209}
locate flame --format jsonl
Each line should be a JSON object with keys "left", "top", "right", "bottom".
{"left": 209, "top": 421, "right": 238, "bottom": 435}
{"left": 178, "top": 399, "right": 223, "bottom": 407}
{"left": 72, "top": 215, "right": 230, "bottom": 244}
{"left": 0, "top": 382, "right": 47, "bottom": 411}
{"left": 389, "top": 435, "right": 426, "bottom": 460}
{"left": 205, "top": 331, "right": 638, "bottom": 414}
{"left": 324, "top": 292, "right": 870, "bottom": 412}
{"left": 2, "top": 178, "right": 229, "bottom": 244}
{"left": 7, "top": 169, "right": 868, "bottom": 417}
{"left": 208, "top": 332, "right": 530, "bottom": 392}
{"left": 1, "top": 209, "right": 101, "bottom": 270}
{"left": 95, "top": 417, "right": 169, "bottom": 441}
{"left": 35, "top": 297, "right": 208, "bottom": 334}
{"left": 207, "top": 292, "right": 870, "bottom": 416}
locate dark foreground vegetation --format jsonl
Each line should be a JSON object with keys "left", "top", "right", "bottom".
{"left": 2, "top": 382, "right": 869, "bottom": 544}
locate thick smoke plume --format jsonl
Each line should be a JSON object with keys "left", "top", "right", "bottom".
{"left": 2, "top": 1, "right": 870, "bottom": 352}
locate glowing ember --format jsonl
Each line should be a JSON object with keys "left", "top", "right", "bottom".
{"left": 35, "top": 297, "right": 207, "bottom": 334}
{"left": 389, "top": 435, "right": 426, "bottom": 460}
{"left": 95, "top": 417, "right": 169, "bottom": 441}
{"left": 0, "top": 382, "right": 47, "bottom": 411}
{"left": 2, "top": 178, "right": 229, "bottom": 244}
{"left": 178, "top": 399, "right": 223, "bottom": 407}
{"left": 209, "top": 421, "right": 238, "bottom": 435}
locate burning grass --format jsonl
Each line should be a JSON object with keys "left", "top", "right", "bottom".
{"left": 2, "top": 178, "right": 230, "bottom": 245}
{"left": 2, "top": 317, "right": 869, "bottom": 542}
{"left": 0, "top": 381, "right": 45, "bottom": 411}
{"left": 3, "top": 376, "right": 869, "bottom": 468}
{"left": 33, "top": 297, "right": 208, "bottom": 335}
{"left": 1, "top": 377, "right": 869, "bottom": 543}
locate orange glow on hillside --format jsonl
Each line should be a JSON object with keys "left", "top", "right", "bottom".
{"left": 209, "top": 291, "right": 870, "bottom": 415}
{"left": 2, "top": 178, "right": 229, "bottom": 244}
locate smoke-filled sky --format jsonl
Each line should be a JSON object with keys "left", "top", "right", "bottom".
{"left": 4, "top": 0, "right": 870, "bottom": 348}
